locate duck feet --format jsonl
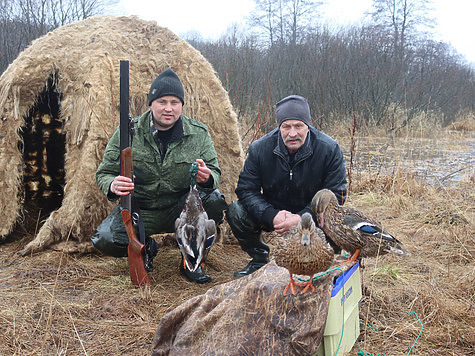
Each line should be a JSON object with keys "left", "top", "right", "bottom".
{"left": 283, "top": 274, "right": 305, "bottom": 296}
{"left": 300, "top": 279, "right": 315, "bottom": 294}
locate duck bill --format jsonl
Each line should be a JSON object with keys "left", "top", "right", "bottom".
{"left": 317, "top": 213, "right": 325, "bottom": 228}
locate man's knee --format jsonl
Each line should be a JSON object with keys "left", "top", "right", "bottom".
{"left": 226, "top": 201, "right": 260, "bottom": 238}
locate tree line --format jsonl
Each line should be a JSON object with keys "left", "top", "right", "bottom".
{"left": 1, "top": 0, "right": 473, "bottom": 130}
{"left": 189, "top": 0, "right": 474, "bottom": 130}
{"left": 0, "top": 0, "right": 116, "bottom": 72}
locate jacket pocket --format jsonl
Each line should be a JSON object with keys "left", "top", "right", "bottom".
{"left": 133, "top": 152, "right": 157, "bottom": 185}
{"left": 166, "top": 156, "right": 195, "bottom": 191}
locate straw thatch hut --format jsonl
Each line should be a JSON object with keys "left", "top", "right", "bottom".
{"left": 0, "top": 15, "right": 244, "bottom": 253}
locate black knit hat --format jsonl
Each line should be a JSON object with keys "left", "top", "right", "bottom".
{"left": 275, "top": 95, "right": 311, "bottom": 127}
{"left": 148, "top": 67, "right": 185, "bottom": 106}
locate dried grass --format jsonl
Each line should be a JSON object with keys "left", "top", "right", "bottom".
{"left": 447, "top": 113, "right": 475, "bottom": 132}
{"left": 0, "top": 124, "right": 474, "bottom": 355}
{"left": 0, "top": 235, "right": 249, "bottom": 355}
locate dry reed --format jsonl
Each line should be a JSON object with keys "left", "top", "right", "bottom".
{"left": 0, "top": 119, "right": 473, "bottom": 355}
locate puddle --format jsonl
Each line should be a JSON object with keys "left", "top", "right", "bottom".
{"left": 342, "top": 131, "right": 474, "bottom": 186}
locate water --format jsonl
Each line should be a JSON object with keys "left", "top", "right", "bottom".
{"left": 343, "top": 131, "right": 474, "bottom": 186}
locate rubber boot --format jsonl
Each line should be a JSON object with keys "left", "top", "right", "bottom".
{"left": 144, "top": 237, "right": 159, "bottom": 272}
{"left": 180, "top": 258, "right": 212, "bottom": 284}
{"left": 226, "top": 201, "right": 270, "bottom": 278}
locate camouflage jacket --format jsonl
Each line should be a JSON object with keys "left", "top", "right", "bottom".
{"left": 96, "top": 110, "right": 221, "bottom": 210}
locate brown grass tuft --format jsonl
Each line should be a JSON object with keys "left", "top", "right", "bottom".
{"left": 446, "top": 114, "right": 475, "bottom": 132}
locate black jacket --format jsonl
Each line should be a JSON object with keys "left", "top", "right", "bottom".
{"left": 235, "top": 126, "right": 347, "bottom": 229}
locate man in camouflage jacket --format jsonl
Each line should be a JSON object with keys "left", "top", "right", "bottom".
{"left": 93, "top": 68, "right": 227, "bottom": 284}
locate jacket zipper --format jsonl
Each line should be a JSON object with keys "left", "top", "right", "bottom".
{"left": 289, "top": 156, "right": 308, "bottom": 182}
{"left": 275, "top": 151, "right": 307, "bottom": 182}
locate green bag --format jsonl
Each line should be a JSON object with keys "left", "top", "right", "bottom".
{"left": 91, "top": 205, "right": 128, "bottom": 257}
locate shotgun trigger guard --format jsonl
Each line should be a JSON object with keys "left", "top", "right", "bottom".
{"left": 131, "top": 205, "right": 146, "bottom": 246}
{"left": 132, "top": 211, "right": 140, "bottom": 225}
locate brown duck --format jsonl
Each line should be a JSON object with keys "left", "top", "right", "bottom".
{"left": 311, "top": 189, "right": 410, "bottom": 262}
{"left": 274, "top": 212, "right": 334, "bottom": 296}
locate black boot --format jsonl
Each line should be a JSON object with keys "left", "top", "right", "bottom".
{"left": 180, "top": 260, "right": 212, "bottom": 284}
{"left": 234, "top": 260, "right": 267, "bottom": 278}
{"left": 144, "top": 237, "right": 159, "bottom": 272}
{"left": 226, "top": 201, "right": 270, "bottom": 278}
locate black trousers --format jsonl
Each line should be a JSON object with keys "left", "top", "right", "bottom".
{"left": 225, "top": 200, "right": 270, "bottom": 263}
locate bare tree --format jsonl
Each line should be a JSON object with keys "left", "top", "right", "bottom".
{"left": 368, "top": 0, "right": 435, "bottom": 56}
{"left": 248, "top": 0, "right": 323, "bottom": 47}
{"left": 0, "top": 0, "right": 118, "bottom": 74}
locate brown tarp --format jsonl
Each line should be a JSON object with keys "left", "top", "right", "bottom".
{"left": 151, "top": 261, "right": 350, "bottom": 356}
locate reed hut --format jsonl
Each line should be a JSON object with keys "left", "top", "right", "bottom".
{"left": 0, "top": 15, "right": 244, "bottom": 253}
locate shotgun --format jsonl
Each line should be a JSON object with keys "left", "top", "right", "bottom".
{"left": 119, "top": 60, "right": 150, "bottom": 286}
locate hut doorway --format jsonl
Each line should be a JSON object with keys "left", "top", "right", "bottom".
{"left": 18, "top": 72, "right": 65, "bottom": 230}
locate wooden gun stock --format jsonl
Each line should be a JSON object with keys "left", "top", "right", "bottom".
{"left": 121, "top": 209, "right": 150, "bottom": 286}
{"left": 120, "top": 148, "right": 149, "bottom": 286}
{"left": 120, "top": 147, "right": 150, "bottom": 286}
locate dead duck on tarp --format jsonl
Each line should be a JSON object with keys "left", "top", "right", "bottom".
{"left": 274, "top": 212, "right": 334, "bottom": 296}
{"left": 311, "top": 189, "right": 410, "bottom": 263}
{"left": 175, "top": 162, "right": 216, "bottom": 274}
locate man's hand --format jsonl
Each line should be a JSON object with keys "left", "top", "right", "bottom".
{"left": 195, "top": 159, "right": 211, "bottom": 184}
{"left": 273, "top": 210, "right": 301, "bottom": 235}
{"left": 110, "top": 175, "right": 134, "bottom": 196}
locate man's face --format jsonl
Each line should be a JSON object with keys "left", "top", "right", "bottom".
{"left": 280, "top": 119, "right": 309, "bottom": 153}
{"left": 150, "top": 95, "right": 183, "bottom": 130}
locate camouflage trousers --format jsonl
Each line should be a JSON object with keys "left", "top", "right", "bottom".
{"left": 91, "top": 189, "right": 228, "bottom": 257}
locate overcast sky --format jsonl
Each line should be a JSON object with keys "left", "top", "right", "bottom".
{"left": 112, "top": 0, "right": 475, "bottom": 64}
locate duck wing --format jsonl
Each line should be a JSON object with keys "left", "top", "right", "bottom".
{"left": 342, "top": 206, "right": 409, "bottom": 257}
{"left": 193, "top": 213, "right": 216, "bottom": 271}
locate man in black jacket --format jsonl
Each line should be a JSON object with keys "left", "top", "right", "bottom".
{"left": 226, "top": 95, "right": 347, "bottom": 277}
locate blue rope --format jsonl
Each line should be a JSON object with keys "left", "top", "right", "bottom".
{"left": 357, "top": 350, "right": 386, "bottom": 356}
{"left": 357, "top": 311, "right": 423, "bottom": 356}
{"left": 406, "top": 311, "right": 423, "bottom": 355}
{"left": 360, "top": 320, "right": 378, "bottom": 332}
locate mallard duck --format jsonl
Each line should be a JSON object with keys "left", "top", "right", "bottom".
{"left": 311, "top": 189, "right": 410, "bottom": 262}
{"left": 274, "top": 212, "right": 334, "bottom": 296}
{"left": 175, "top": 162, "right": 216, "bottom": 272}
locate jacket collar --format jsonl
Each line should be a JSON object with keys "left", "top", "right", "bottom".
{"left": 149, "top": 113, "right": 184, "bottom": 143}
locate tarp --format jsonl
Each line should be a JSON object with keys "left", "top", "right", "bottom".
{"left": 151, "top": 261, "right": 350, "bottom": 356}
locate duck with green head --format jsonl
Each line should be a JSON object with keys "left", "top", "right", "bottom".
{"left": 175, "top": 162, "right": 216, "bottom": 278}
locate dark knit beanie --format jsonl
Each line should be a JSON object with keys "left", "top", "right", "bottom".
{"left": 275, "top": 95, "right": 311, "bottom": 127}
{"left": 148, "top": 67, "right": 185, "bottom": 106}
